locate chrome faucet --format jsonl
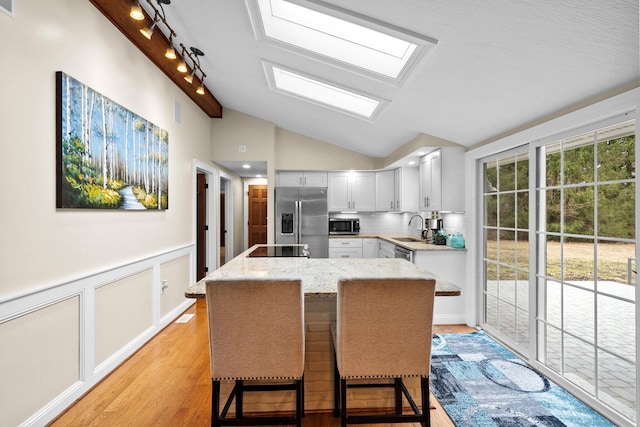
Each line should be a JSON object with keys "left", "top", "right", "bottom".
{"left": 408, "top": 214, "right": 425, "bottom": 239}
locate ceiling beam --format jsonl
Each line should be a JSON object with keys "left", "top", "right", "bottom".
{"left": 89, "top": 0, "right": 223, "bottom": 118}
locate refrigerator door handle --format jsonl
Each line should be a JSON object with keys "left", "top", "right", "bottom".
{"left": 295, "top": 200, "right": 301, "bottom": 242}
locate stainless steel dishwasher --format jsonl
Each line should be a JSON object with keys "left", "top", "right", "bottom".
{"left": 394, "top": 245, "right": 412, "bottom": 262}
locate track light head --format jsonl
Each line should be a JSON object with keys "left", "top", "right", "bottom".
{"left": 130, "top": 1, "right": 144, "bottom": 20}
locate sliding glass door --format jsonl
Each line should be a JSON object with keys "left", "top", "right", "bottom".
{"left": 481, "top": 149, "right": 530, "bottom": 354}
{"left": 480, "top": 117, "right": 636, "bottom": 423}
{"left": 536, "top": 119, "right": 636, "bottom": 422}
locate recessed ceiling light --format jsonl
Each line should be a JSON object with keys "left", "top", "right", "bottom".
{"left": 408, "top": 160, "right": 416, "bottom": 165}
{"left": 264, "top": 63, "right": 385, "bottom": 119}
{"left": 248, "top": 0, "right": 437, "bottom": 82}
{"left": 242, "top": 164, "right": 251, "bottom": 169}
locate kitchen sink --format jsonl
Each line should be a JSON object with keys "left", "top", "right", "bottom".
{"left": 392, "top": 237, "right": 423, "bottom": 243}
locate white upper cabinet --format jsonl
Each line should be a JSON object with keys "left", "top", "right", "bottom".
{"left": 375, "top": 169, "right": 395, "bottom": 211}
{"left": 328, "top": 172, "right": 376, "bottom": 211}
{"left": 419, "top": 147, "right": 465, "bottom": 212}
{"left": 278, "top": 171, "right": 328, "bottom": 187}
{"left": 376, "top": 168, "right": 418, "bottom": 212}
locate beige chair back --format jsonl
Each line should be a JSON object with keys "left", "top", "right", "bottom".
{"left": 335, "top": 278, "right": 436, "bottom": 379}
{"left": 206, "top": 279, "right": 304, "bottom": 381}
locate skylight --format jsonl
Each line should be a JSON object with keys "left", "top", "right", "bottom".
{"left": 266, "top": 63, "right": 383, "bottom": 119}
{"left": 252, "top": 0, "right": 435, "bottom": 80}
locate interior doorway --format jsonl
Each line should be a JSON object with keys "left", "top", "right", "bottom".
{"left": 196, "top": 173, "right": 207, "bottom": 280}
{"left": 219, "top": 175, "right": 232, "bottom": 266}
{"left": 248, "top": 185, "right": 268, "bottom": 247}
{"left": 194, "top": 161, "right": 216, "bottom": 282}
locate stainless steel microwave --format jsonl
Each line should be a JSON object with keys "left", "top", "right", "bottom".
{"left": 329, "top": 218, "right": 360, "bottom": 235}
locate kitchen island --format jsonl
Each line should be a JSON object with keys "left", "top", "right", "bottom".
{"left": 185, "top": 244, "right": 461, "bottom": 298}
{"left": 186, "top": 245, "right": 460, "bottom": 414}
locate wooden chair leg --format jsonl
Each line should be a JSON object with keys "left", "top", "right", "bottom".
{"left": 235, "top": 380, "right": 243, "bottom": 418}
{"left": 211, "top": 380, "right": 220, "bottom": 427}
{"left": 333, "top": 350, "right": 341, "bottom": 417}
{"left": 340, "top": 378, "right": 347, "bottom": 427}
{"left": 394, "top": 378, "right": 403, "bottom": 414}
{"left": 421, "top": 376, "right": 431, "bottom": 427}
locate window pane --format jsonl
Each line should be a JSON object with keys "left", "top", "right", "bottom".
{"left": 516, "top": 231, "right": 529, "bottom": 271}
{"left": 564, "top": 286, "right": 594, "bottom": 343}
{"left": 545, "top": 240, "right": 561, "bottom": 281}
{"left": 563, "top": 238, "right": 594, "bottom": 283}
{"left": 516, "top": 157, "right": 529, "bottom": 190}
{"left": 499, "top": 267, "right": 516, "bottom": 304}
{"left": 597, "top": 132, "right": 635, "bottom": 181}
{"left": 540, "top": 322, "right": 562, "bottom": 373}
{"left": 598, "top": 350, "right": 636, "bottom": 421}
{"left": 485, "top": 294, "right": 498, "bottom": 325}
{"left": 544, "top": 279, "right": 562, "bottom": 326}
{"left": 499, "top": 160, "right": 515, "bottom": 191}
{"left": 484, "top": 161, "right": 498, "bottom": 192}
{"left": 484, "top": 194, "right": 497, "bottom": 226}
{"left": 498, "top": 230, "right": 516, "bottom": 265}
{"left": 516, "top": 269, "right": 529, "bottom": 309}
{"left": 499, "top": 299, "right": 516, "bottom": 341}
{"left": 499, "top": 193, "right": 516, "bottom": 228}
{"left": 485, "top": 260, "right": 498, "bottom": 296}
{"left": 564, "top": 334, "right": 595, "bottom": 394}
{"left": 485, "top": 228, "right": 498, "bottom": 261}
{"left": 517, "top": 191, "right": 529, "bottom": 229}
{"left": 598, "top": 294, "right": 635, "bottom": 358}
{"left": 563, "top": 132, "right": 594, "bottom": 185}
{"left": 545, "top": 142, "right": 562, "bottom": 187}
{"left": 597, "top": 241, "right": 636, "bottom": 288}
{"left": 564, "top": 186, "right": 594, "bottom": 236}
{"left": 546, "top": 189, "right": 561, "bottom": 233}
{"left": 516, "top": 308, "right": 529, "bottom": 346}
{"left": 597, "top": 182, "right": 635, "bottom": 239}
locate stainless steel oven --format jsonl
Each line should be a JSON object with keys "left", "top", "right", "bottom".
{"left": 328, "top": 218, "right": 360, "bottom": 235}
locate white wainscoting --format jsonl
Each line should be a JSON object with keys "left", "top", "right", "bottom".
{"left": 0, "top": 245, "right": 196, "bottom": 427}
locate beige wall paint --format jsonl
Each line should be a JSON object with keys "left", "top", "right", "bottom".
{"left": 0, "top": 1, "right": 210, "bottom": 424}
{"left": 0, "top": 296, "right": 80, "bottom": 426}
{"left": 211, "top": 109, "right": 277, "bottom": 243}
{"left": 95, "top": 270, "right": 154, "bottom": 366}
{"left": 275, "top": 128, "right": 378, "bottom": 171}
{"left": 0, "top": 0, "right": 212, "bottom": 297}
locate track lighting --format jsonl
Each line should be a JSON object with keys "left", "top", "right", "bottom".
{"left": 139, "top": 13, "right": 158, "bottom": 39}
{"left": 165, "top": 33, "right": 177, "bottom": 59}
{"left": 196, "top": 79, "right": 205, "bottom": 95}
{"left": 130, "top": 0, "right": 210, "bottom": 97}
{"left": 130, "top": 1, "right": 144, "bottom": 20}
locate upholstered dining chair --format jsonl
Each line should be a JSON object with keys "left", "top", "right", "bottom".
{"left": 332, "top": 277, "right": 436, "bottom": 427}
{"left": 205, "top": 279, "right": 305, "bottom": 427}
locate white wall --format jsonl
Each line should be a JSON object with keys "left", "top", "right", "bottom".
{"left": 0, "top": 1, "right": 214, "bottom": 425}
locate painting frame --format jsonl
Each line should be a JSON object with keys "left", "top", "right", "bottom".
{"left": 56, "top": 71, "right": 169, "bottom": 210}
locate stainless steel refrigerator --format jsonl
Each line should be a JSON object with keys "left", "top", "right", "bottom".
{"left": 275, "top": 187, "right": 328, "bottom": 258}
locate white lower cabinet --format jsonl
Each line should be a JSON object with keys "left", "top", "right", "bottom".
{"left": 378, "top": 240, "right": 395, "bottom": 258}
{"left": 362, "top": 238, "right": 378, "bottom": 258}
{"left": 329, "top": 238, "right": 363, "bottom": 258}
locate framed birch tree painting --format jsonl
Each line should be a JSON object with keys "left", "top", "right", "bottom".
{"left": 56, "top": 71, "right": 169, "bottom": 210}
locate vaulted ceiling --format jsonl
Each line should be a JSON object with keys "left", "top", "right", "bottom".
{"left": 93, "top": 0, "right": 639, "bottom": 160}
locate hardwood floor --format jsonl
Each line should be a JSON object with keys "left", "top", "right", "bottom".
{"left": 50, "top": 299, "right": 475, "bottom": 426}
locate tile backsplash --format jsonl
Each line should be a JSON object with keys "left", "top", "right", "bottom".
{"left": 330, "top": 212, "right": 466, "bottom": 239}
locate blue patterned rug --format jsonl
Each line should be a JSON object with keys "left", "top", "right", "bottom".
{"left": 430, "top": 332, "right": 614, "bottom": 426}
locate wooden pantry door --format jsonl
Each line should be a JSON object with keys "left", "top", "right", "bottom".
{"left": 248, "top": 185, "right": 268, "bottom": 247}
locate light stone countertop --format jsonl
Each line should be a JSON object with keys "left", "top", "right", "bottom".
{"left": 331, "top": 233, "right": 467, "bottom": 251}
{"left": 185, "top": 245, "right": 462, "bottom": 299}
